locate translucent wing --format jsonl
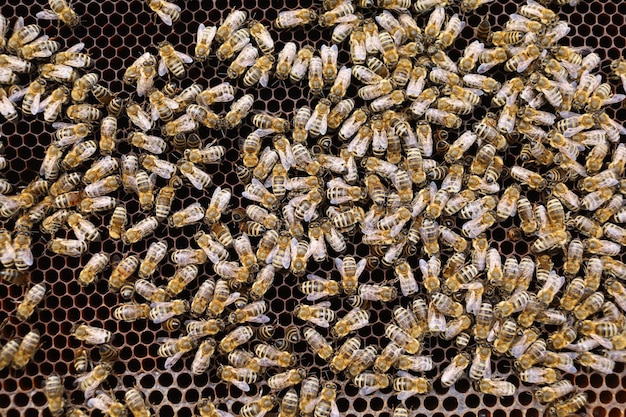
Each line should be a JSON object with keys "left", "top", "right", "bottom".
{"left": 36, "top": 9, "right": 59, "bottom": 21}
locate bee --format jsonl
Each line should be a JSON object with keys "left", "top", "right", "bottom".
{"left": 71, "top": 347, "right": 90, "bottom": 374}
{"left": 72, "top": 324, "right": 113, "bottom": 346}
{"left": 75, "top": 363, "right": 111, "bottom": 398}
{"left": 332, "top": 307, "right": 370, "bottom": 338}
{"left": 536, "top": 384, "right": 576, "bottom": 410}
{"left": 334, "top": 255, "right": 366, "bottom": 296}
{"left": 327, "top": 336, "right": 361, "bottom": 373}
{"left": 242, "top": 54, "right": 273, "bottom": 88}
{"left": 157, "top": 41, "right": 192, "bottom": 78}
{"left": 519, "top": 367, "right": 560, "bottom": 385}
{"left": 393, "top": 372, "right": 430, "bottom": 401}
{"left": 303, "top": 327, "right": 333, "bottom": 360}
{"left": 548, "top": 393, "right": 588, "bottom": 417}
{"left": 78, "top": 252, "right": 109, "bottom": 287}
{"left": 36, "top": 86, "right": 68, "bottom": 123}
{"left": 478, "top": 379, "right": 516, "bottom": 397}
{"left": 149, "top": 299, "right": 188, "bottom": 325}
{"left": 87, "top": 392, "right": 126, "bottom": 417}
{"left": 221, "top": 94, "right": 253, "bottom": 130}
{"left": 195, "top": 24, "right": 216, "bottom": 62}
{"left": 14, "top": 282, "right": 45, "bottom": 322}
{"left": 47, "top": 237, "right": 87, "bottom": 257}
{"left": 254, "top": 342, "right": 296, "bottom": 368}
{"left": 267, "top": 368, "right": 306, "bottom": 391}
{"left": 275, "top": 8, "right": 316, "bottom": 29}
{"left": 240, "top": 395, "right": 278, "bottom": 417}
{"left": 187, "top": 339, "right": 217, "bottom": 376}
{"left": 277, "top": 389, "right": 299, "bottom": 417}
{"left": 42, "top": 372, "right": 65, "bottom": 417}
{"left": 439, "top": 352, "right": 471, "bottom": 388}
{"left": 112, "top": 301, "right": 151, "bottom": 323}
{"left": 314, "top": 382, "right": 339, "bottom": 417}
{"left": 145, "top": 0, "right": 181, "bottom": 25}
{"left": 285, "top": 46, "right": 313, "bottom": 84}
{"left": 295, "top": 301, "right": 335, "bottom": 328}
{"left": 0, "top": 337, "right": 20, "bottom": 370}
{"left": 134, "top": 279, "right": 168, "bottom": 303}
{"left": 208, "top": 279, "right": 240, "bottom": 317}
{"left": 138, "top": 240, "right": 169, "bottom": 280}
{"left": 107, "top": 255, "right": 139, "bottom": 292}
{"left": 217, "top": 28, "right": 251, "bottom": 62}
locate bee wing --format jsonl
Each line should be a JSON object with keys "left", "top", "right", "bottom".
{"left": 334, "top": 257, "right": 344, "bottom": 276}
{"left": 215, "top": 411, "right": 235, "bottom": 417}
{"left": 86, "top": 397, "right": 108, "bottom": 411}
{"left": 396, "top": 391, "right": 413, "bottom": 402}
{"left": 164, "top": 97, "right": 180, "bottom": 110}
{"left": 289, "top": 237, "right": 299, "bottom": 258}
{"left": 308, "top": 317, "right": 330, "bottom": 328}
{"left": 8, "top": 86, "right": 28, "bottom": 102}
{"left": 83, "top": 384, "right": 99, "bottom": 399}
{"left": 256, "top": 357, "right": 279, "bottom": 367}
{"left": 282, "top": 246, "right": 292, "bottom": 270}
{"left": 259, "top": 72, "right": 270, "bottom": 88}
{"left": 13, "top": 16, "right": 23, "bottom": 31}
{"left": 197, "top": 23, "right": 206, "bottom": 37}
{"left": 164, "top": 351, "right": 185, "bottom": 369}
{"left": 36, "top": 95, "right": 52, "bottom": 115}
{"left": 224, "top": 292, "right": 241, "bottom": 307}
{"left": 558, "top": 363, "right": 578, "bottom": 374}
{"left": 331, "top": 401, "right": 340, "bottom": 417}
{"left": 150, "top": 105, "right": 161, "bottom": 121}
{"left": 601, "top": 94, "right": 625, "bottom": 105}
{"left": 355, "top": 258, "right": 367, "bottom": 278}
{"left": 231, "top": 380, "right": 251, "bottom": 392}
{"left": 36, "top": 9, "right": 59, "bottom": 20}
{"left": 306, "top": 293, "right": 327, "bottom": 302}
{"left": 315, "top": 301, "right": 332, "bottom": 308}
{"left": 248, "top": 314, "right": 270, "bottom": 324}
{"left": 307, "top": 273, "right": 326, "bottom": 282}
{"left": 590, "top": 334, "right": 614, "bottom": 350}
{"left": 176, "top": 51, "right": 194, "bottom": 64}
{"left": 156, "top": 10, "right": 174, "bottom": 26}
{"left": 67, "top": 43, "right": 85, "bottom": 53}
{"left": 158, "top": 58, "right": 168, "bottom": 77}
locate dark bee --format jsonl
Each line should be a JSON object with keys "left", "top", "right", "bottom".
{"left": 163, "top": 318, "right": 182, "bottom": 332}
{"left": 98, "top": 344, "right": 119, "bottom": 363}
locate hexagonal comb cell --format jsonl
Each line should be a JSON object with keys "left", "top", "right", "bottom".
{"left": 0, "top": 1, "right": 626, "bottom": 417}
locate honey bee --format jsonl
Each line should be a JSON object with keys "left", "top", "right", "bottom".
{"left": 393, "top": 372, "right": 430, "bottom": 401}
{"left": 137, "top": 62, "right": 158, "bottom": 98}
{"left": 87, "top": 392, "right": 126, "bottom": 417}
{"left": 194, "top": 23, "right": 217, "bottom": 62}
{"left": 548, "top": 393, "right": 588, "bottom": 417}
{"left": 124, "top": 388, "right": 150, "bottom": 417}
{"left": 275, "top": 8, "right": 316, "bottom": 29}
{"left": 268, "top": 368, "right": 306, "bottom": 391}
{"left": 303, "top": 327, "right": 334, "bottom": 360}
{"left": 441, "top": 352, "right": 471, "bottom": 388}
{"left": 47, "top": 237, "right": 87, "bottom": 257}
{"left": 149, "top": 299, "right": 188, "bottom": 324}
{"left": 240, "top": 395, "right": 278, "bottom": 417}
{"left": 78, "top": 252, "right": 109, "bottom": 287}
{"left": 133, "top": 279, "right": 167, "bottom": 303}
{"left": 478, "top": 378, "right": 516, "bottom": 397}
{"left": 222, "top": 94, "right": 253, "bottom": 130}
{"left": 43, "top": 372, "right": 66, "bottom": 417}
{"left": 287, "top": 45, "right": 314, "bottom": 84}
{"left": 207, "top": 279, "right": 240, "bottom": 317}
{"left": 519, "top": 367, "right": 561, "bottom": 384}
{"left": 113, "top": 302, "right": 151, "bottom": 322}
{"left": 217, "top": 28, "right": 251, "bottom": 62}
{"left": 157, "top": 41, "right": 192, "bottom": 78}
{"left": 16, "top": 282, "right": 45, "bottom": 321}
{"left": 72, "top": 324, "right": 112, "bottom": 346}
{"left": 75, "top": 363, "right": 110, "bottom": 398}
{"left": 107, "top": 255, "right": 138, "bottom": 292}
{"left": 535, "top": 380, "right": 576, "bottom": 404}
{"left": 185, "top": 319, "right": 223, "bottom": 339}
{"left": 325, "top": 336, "right": 361, "bottom": 374}
{"left": 189, "top": 339, "right": 217, "bottom": 375}
{"left": 332, "top": 307, "right": 369, "bottom": 338}
{"left": 313, "top": 382, "right": 339, "bottom": 417}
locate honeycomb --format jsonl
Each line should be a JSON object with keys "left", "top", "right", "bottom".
{"left": 0, "top": 0, "right": 626, "bottom": 417}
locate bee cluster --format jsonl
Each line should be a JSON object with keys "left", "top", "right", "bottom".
{"left": 1, "top": 0, "right": 626, "bottom": 417}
